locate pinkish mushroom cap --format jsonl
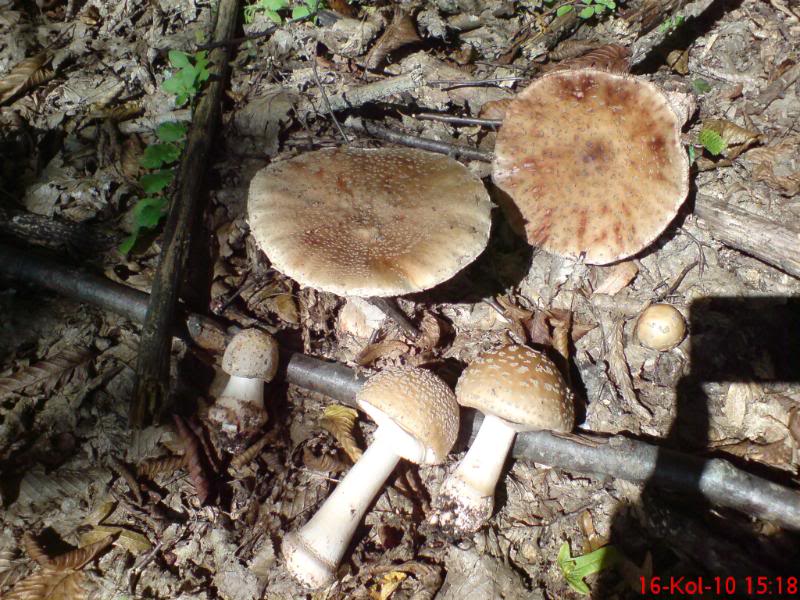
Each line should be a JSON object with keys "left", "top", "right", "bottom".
{"left": 492, "top": 69, "right": 690, "bottom": 265}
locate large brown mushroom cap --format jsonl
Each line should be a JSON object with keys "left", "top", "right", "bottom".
{"left": 356, "top": 367, "right": 459, "bottom": 464}
{"left": 456, "top": 345, "right": 574, "bottom": 432}
{"left": 492, "top": 69, "right": 690, "bottom": 265}
{"left": 248, "top": 147, "right": 493, "bottom": 297}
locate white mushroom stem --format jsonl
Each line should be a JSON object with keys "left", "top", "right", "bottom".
{"left": 283, "top": 425, "right": 406, "bottom": 588}
{"left": 432, "top": 414, "right": 517, "bottom": 532}
{"left": 219, "top": 375, "right": 264, "bottom": 407}
{"left": 448, "top": 414, "right": 517, "bottom": 498}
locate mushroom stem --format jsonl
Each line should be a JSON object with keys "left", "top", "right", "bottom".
{"left": 219, "top": 375, "right": 264, "bottom": 406}
{"left": 431, "top": 414, "right": 516, "bottom": 532}
{"left": 283, "top": 429, "right": 400, "bottom": 588}
{"left": 450, "top": 414, "right": 517, "bottom": 496}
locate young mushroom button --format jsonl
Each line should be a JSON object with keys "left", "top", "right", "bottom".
{"left": 281, "top": 367, "right": 459, "bottom": 589}
{"left": 208, "top": 329, "right": 278, "bottom": 453}
{"left": 492, "top": 69, "right": 690, "bottom": 265}
{"left": 430, "top": 345, "right": 574, "bottom": 533}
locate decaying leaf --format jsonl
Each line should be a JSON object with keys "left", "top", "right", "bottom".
{"left": 5, "top": 535, "right": 114, "bottom": 600}
{"left": 365, "top": 9, "right": 420, "bottom": 70}
{"left": 302, "top": 446, "right": 347, "bottom": 473}
{"left": 607, "top": 319, "right": 651, "bottom": 420}
{"left": 369, "top": 570, "right": 408, "bottom": 600}
{"left": 666, "top": 48, "right": 689, "bottom": 75}
{"left": 268, "top": 293, "right": 300, "bottom": 325}
{"left": 320, "top": 404, "right": 363, "bottom": 462}
{"left": 0, "top": 347, "right": 95, "bottom": 398}
{"left": 4, "top": 568, "right": 87, "bottom": 600}
{"left": 22, "top": 534, "right": 52, "bottom": 568}
{"left": 547, "top": 44, "right": 631, "bottom": 74}
{"left": 744, "top": 135, "right": 800, "bottom": 196}
{"left": 550, "top": 310, "right": 572, "bottom": 365}
{"left": 550, "top": 39, "right": 603, "bottom": 61}
{"left": 417, "top": 313, "right": 441, "bottom": 352}
{"left": 231, "top": 433, "right": 272, "bottom": 469}
{"left": 724, "top": 382, "right": 759, "bottom": 430}
{"left": 355, "top": 340, "right": 410, "bottom": 367}
{"left": 593, "top": 261, "right": 639, "bottom": 296}
{"left": 137, "top": 454, "right": 186, "bottom": 479}
{"left": 172, "top": 415, "right": 212, "bottom": 504}
{"left": 80, "top": 526, "right": 152, "bottom": 555}
{"left": 702, "top": 119, "right": 763, "bottom": 159}
{"left": 0, "top": 53, "right": 53, "bottom": 105}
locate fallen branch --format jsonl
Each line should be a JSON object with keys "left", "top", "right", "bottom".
{"left": 298, "top": 70, "right": 425, "bottom": 116}
{"left": 0, "top": 243, "right": 229, "bottom": 353}
{"left": 4, "top": 214, "right": 800, "bottom": 530}
{"left": 0, "top": 206, "right": 113, "bottom": 254}
{"left": 693, "top": 194, "right": 800, "bottom": 279}
{"left": 132, "top": 0, "right": 240, "bottom": 427}
{"left": 344, "top": 117, "right": 493, "bottom": 162}
{"left": 285, "top": 353, "right": 800, "bottom": 531}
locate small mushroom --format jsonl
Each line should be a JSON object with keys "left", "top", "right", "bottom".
{"left": 635, "top": 303, "right": 686, "bottom": 351}
{"left": 282, "top": 367, "right": 459, "bottom": 589}
{"left": 430, "top": 345, "right": 574, "bottom": 533}
{"left": 247, "top": 146, "right": 493, "bottom": 334}
{"left": 208, "top": 329, "right": 278, "bottom": 453}
{"left": 492, "top": 69, "right": 690, "bottom": 265}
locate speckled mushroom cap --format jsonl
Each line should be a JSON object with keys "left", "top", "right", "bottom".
{"left": 456, "top": 345, "right": 574, "bottom": 432}
{"left": 222, "top": 329, "right": 279, "bottom": 381}
{"left": 356, "top": 367, "right": 459, "bottom": 464}
{"left": 248, "top": 147, "right": 493, "bottom": 297}
{"left": 492, "top": 69, "right": 690, "bottom": 265}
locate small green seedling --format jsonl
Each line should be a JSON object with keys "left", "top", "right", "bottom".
{"left": 555, "top": 0, "right": 616, "bottom": 18}
{"left": 698, "top": 129, "right": 727, "bottom": 156}
{"left": 162, "top": 50, "right": 210, "bottom": 107}
{"left": 291, "top": 0, "right": 322, "bottom": 20}
{"left": 119, "top": 121, "right": 188, "bottom": 254}
{"left": 659, "top": 14, "right": 685, "bottom": 33}
{"left": 691, "top": 78, "right": 712, "bottom": 94}
{"left": 557, "top": 541, "right": 620, "bottom": 595}
{"left": 244, "top": 0, "right": 288, "bottom": 24}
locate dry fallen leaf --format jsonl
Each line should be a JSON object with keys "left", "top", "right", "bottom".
{"left": 80, "top": 526, "right": 151, "bottom": 555}
{"left": 550, "top": 39, "right": 603, "bottom": 61}
{"left": 0, "top": 53, "right": 52, "bottom": 105}
{"left": 365, "top": 9, "right": 420, "bottom": 70}
{"left": 593, "top": 261, "right": 639, "bottom": 296}
{"left": 547, "top": 44, "right": 631, "bottom": 74}
{"left": 744, "top": 135, "right": 800, "bottom": 196}
{"left": 370, "top": 570, "right": 408, "bottom": 600}
{"left": 702, "top": 118, "right": 763, "bottom": 159}
{"left": 268, "top": 293, "right": 300, "bottom": 325}
{"left": 302, "top": 446, "right": 347, "bottom": 473}
{"left": 355, "top": 340, "right": 410, "bottom": 367}
{"left": 0, "top": 347, "right": 95, "bottom": 398}
{"left": 320, "top": 405, "right": 363, "bottom": 462}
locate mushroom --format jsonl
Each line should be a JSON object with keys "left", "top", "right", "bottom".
{"left": 248, "top": 146, "right": 493, "bottom": 335}
{"left": 208, "top": 329, "right": 278, "bottom": 453}
{"left": 636, "top": 303, "right": 686, "bottom": 351}
{"left": 282, "top": 366, "right": 459, "bottom": 588}
{"left": 492, "top": 69, "right": 690, "bottom": 265}
{"left": 430, "top": 345, "right": 574, "bottom": 533}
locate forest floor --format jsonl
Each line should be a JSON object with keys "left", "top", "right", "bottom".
{"left": 1, "top": 0, "right": 799, "bottom": 598}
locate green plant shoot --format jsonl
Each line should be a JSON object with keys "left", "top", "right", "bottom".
{"left": 557, "top": 541, "right": 620, "bottom": 595}
{"left": 161, "top": 50, "right": 210, "bottom": 107}
{"left": 698, "top": 129, "right": 727, "bottom": 156}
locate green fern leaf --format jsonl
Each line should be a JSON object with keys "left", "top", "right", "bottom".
{"left": 698, "top": 129, "right": 727, "bottom": 156}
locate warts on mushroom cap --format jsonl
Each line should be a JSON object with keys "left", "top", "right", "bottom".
{"left": 248, "top": 146, "right": 493, "bottom": 297}
{"left": 492, "top": 69, "right": 690, "bottom": 265}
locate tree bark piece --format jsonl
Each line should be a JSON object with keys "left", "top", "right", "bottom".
{"left": 130, "top": 0, "right": 240, "bottom": 427}
{"left": 694, "top": 194, "right": 800, "bottom": 279}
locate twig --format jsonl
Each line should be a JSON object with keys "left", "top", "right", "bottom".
{"left": 415, "top": 112, "right": 503, "bottom": 128}
{"left": 297, "top": 70, "right": 425, "bottom": 115}
{"left": 284, "top": 353, "right": 800, "bottom": 531}
{"left": 693, "top": 194, "right": 800, "bottom": 279}
{"left": 368, "top": 297, "right": 420, "bottom": 339}
{"left": 344, "top": 117, "right": 493, "bottom": 162}
{"left": 132, "top": 0, "right": 240, "bottom": 427}
{"left": 309, "top": 49, "right": 349, "bottom": 144}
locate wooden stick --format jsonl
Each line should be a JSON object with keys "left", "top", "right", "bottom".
{"left": 131, "top": 0, "right": 240, "bottom": 427}
{"left": 693, "top": 194, "right": 800, "bottom": 279}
